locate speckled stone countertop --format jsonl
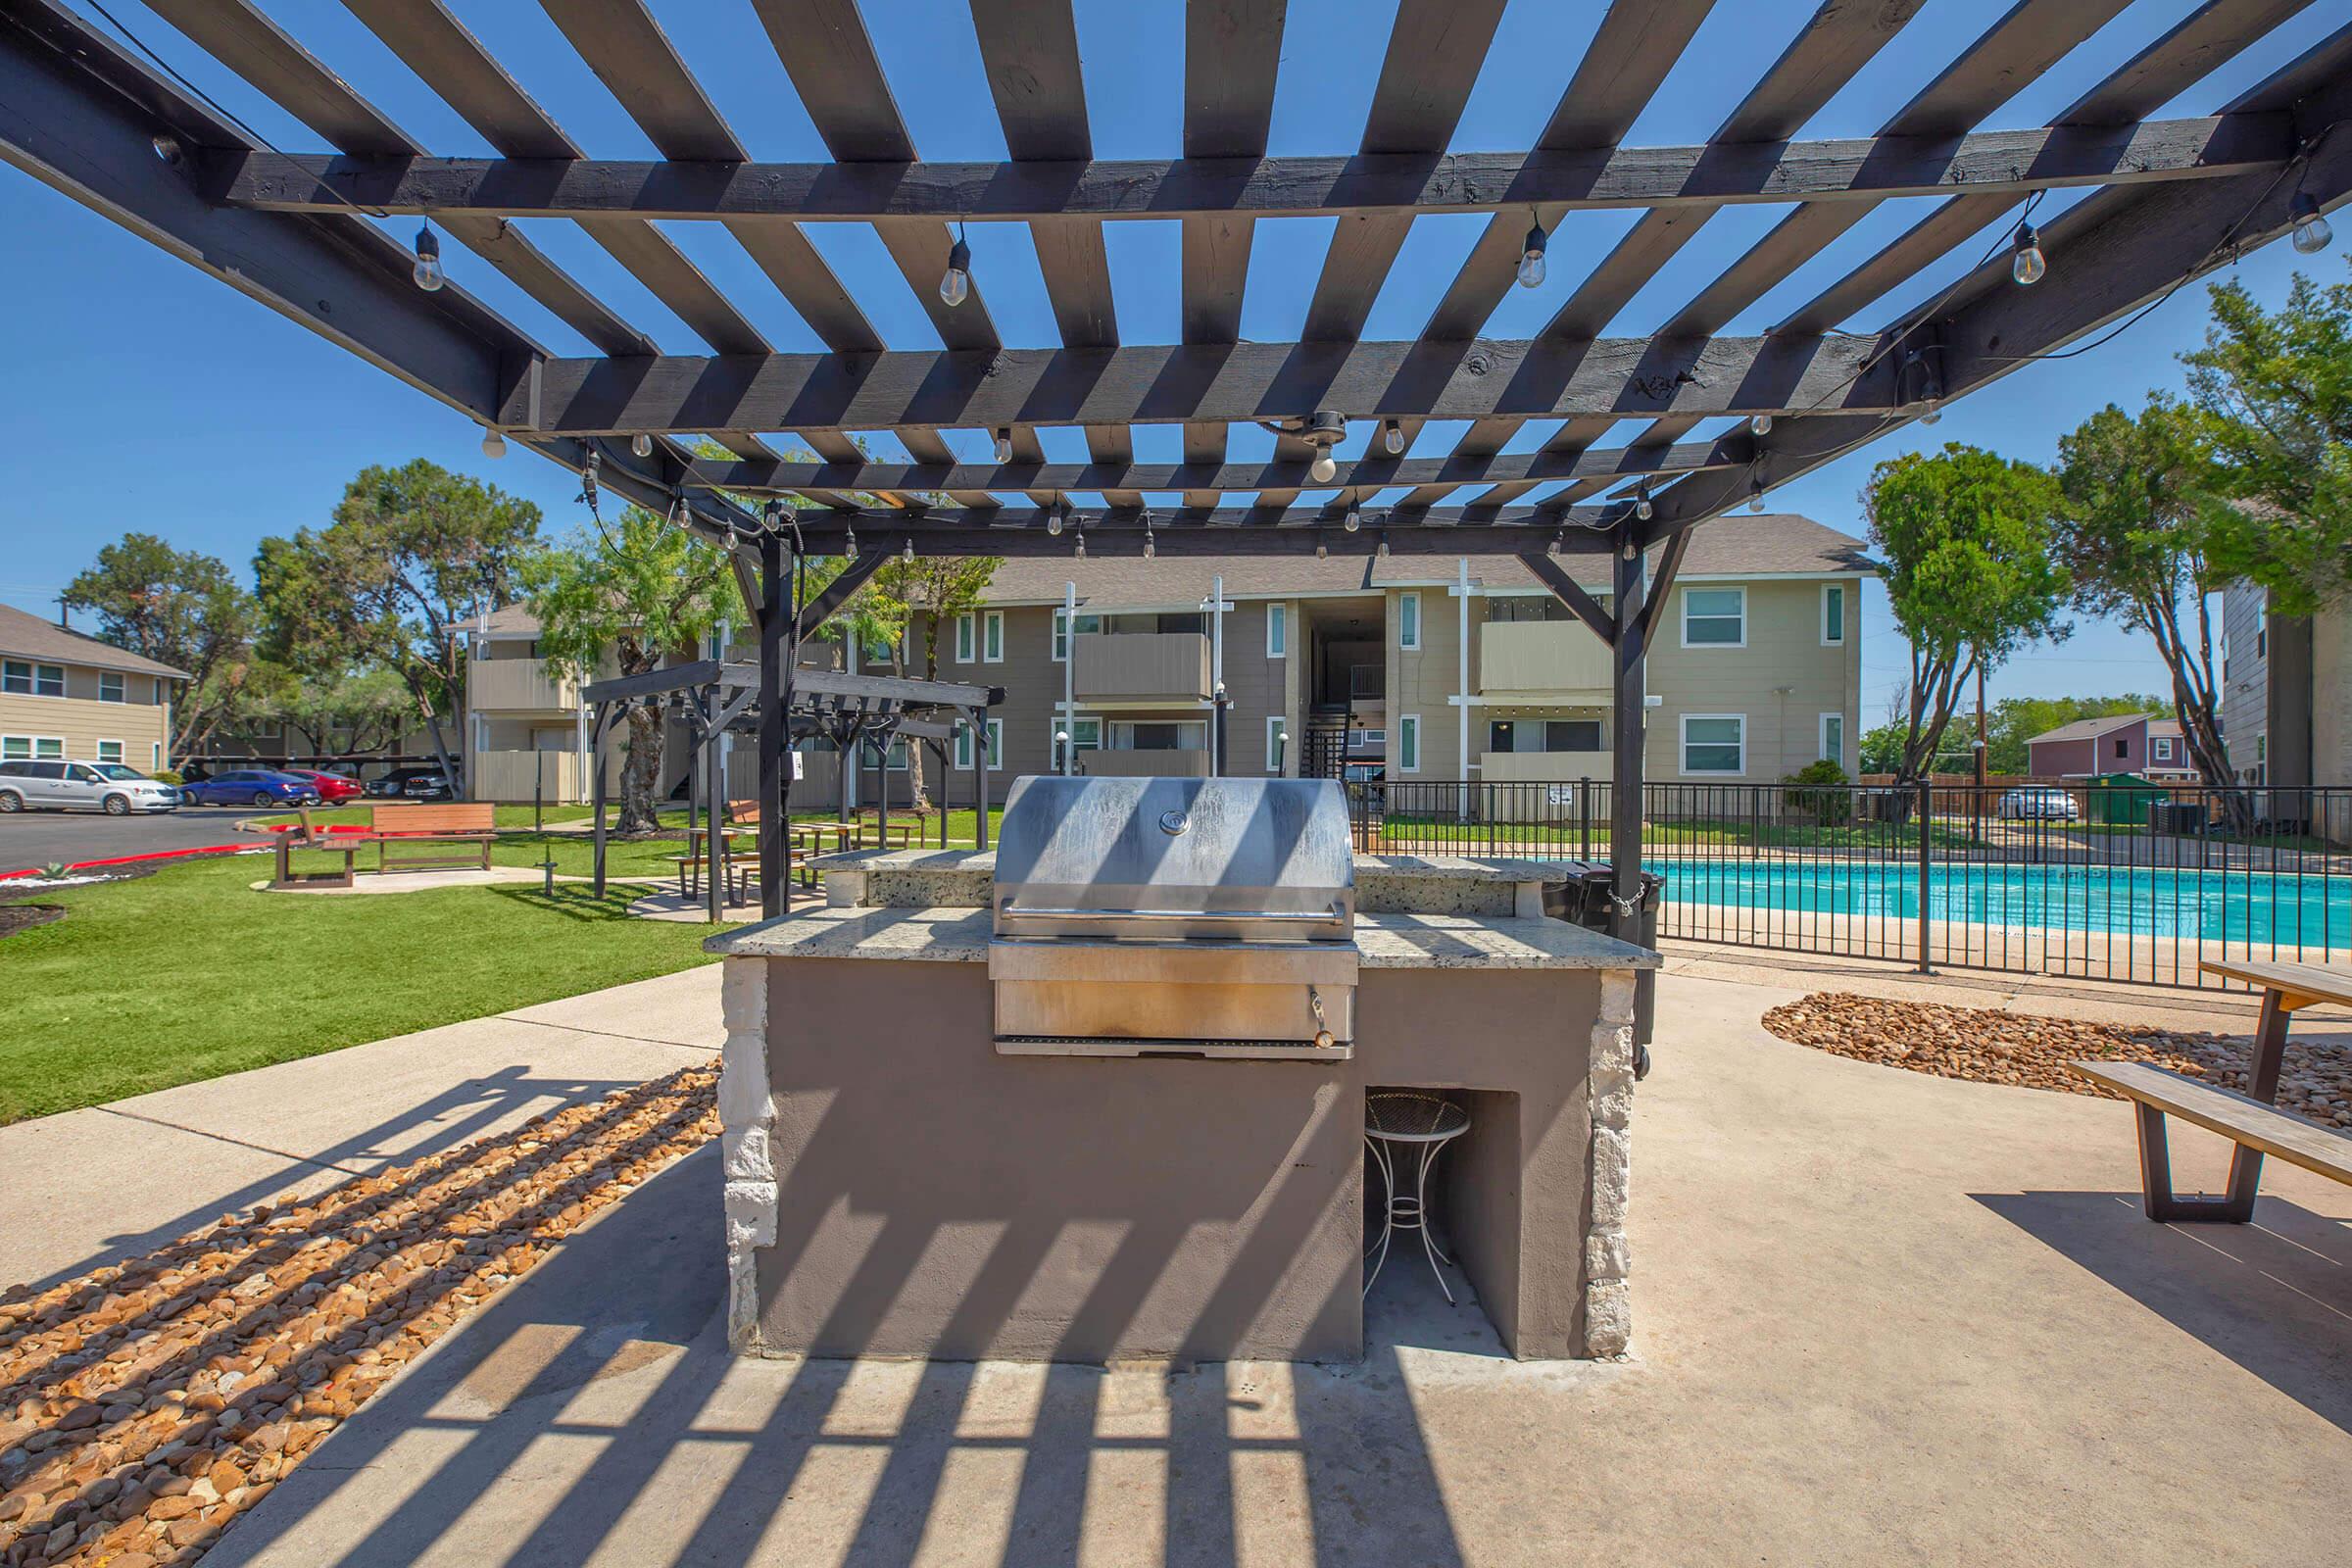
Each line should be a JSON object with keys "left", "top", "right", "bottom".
{"left": 705, "top": 905, "right": 1657, "bottom": 970}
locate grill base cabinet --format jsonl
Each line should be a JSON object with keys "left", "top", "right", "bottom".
{"left": 709, "top": 784, "right": 1655, "bottom": 1365}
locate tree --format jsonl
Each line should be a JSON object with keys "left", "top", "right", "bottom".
{"left": 256, "top": 460, "right": 540, "bottom": 786}
{"left": 524, "top": 505, "right": 737, "bottom": 835}
{"left": 62, "top": 533, "right": 256, "bottom": 755}
{"left": 2051, "top": 400, "right": 2244, "bottom": 818}
{"left": 1865, "top": 444, "right": 2072, "bottom": 788}
{"left": 853, "top": 555, "right": 1002, "bottom": 809}
{"left": 2182, "top": 266, "right": 2352, "bottom": 612}
{"left": 258, "top": 666, "right": 416, "bottom": 758}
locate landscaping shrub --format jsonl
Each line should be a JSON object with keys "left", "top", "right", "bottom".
{"left": 1781, "top": 759, "right": 1853, "bottom": 825}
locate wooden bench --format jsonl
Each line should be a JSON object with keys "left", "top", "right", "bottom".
{"left": 2072, "top": 956, "right": 2352, "bottom": 1222}
{"left": 357, "top": 803, "right": 498, "bottom": 874}
{"left": 270, "top": 808, "right": 364, "bottom": 890}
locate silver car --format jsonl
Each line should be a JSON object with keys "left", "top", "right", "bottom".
{"left": 0, "top": 760, "right": 180, "bottom": 814}
{"left": 1997, "top": 786, "right": 2080, "bottom": 822}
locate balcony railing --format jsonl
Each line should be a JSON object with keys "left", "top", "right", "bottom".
{"left": 1477, "top": 620, "right": 1611, "bottom": 700}
{"left": 469, "top": 658, "right": 580, "bottom": 712}
{"left": 1071, "top": 632, "right": 1211, "bottom": 702}
{"left": 1076, "top": 748, "right": 1214, "bottom": 778}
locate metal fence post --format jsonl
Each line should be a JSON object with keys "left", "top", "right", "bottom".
{"left": 1916, "top": 776, "right": 1935, "bottom": 974}
{"left": 1580, "top": 776, "right": 1592, "bottom": 861}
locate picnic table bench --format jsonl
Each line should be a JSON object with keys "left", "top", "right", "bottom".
{"left": 2073, "top": 957, "right": 2352, "bottom": 1221}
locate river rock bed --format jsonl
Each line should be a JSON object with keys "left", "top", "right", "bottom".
{"left": 1762, "top": 992, "right": 2352, "bottom": 1129}
{"left": 0, "top": 1064, "right": 717, "bottom": 1567}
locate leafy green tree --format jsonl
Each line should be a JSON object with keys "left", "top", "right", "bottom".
{"left": 854, "top": 555, "right": 1002, "bottom": 808}
{"left": 1858, "top": 720, "right": 1908, "bottom": 775}
{"left": 1865, "top": 444, "right": 2071, "bottom": 788}
{"left": 63, "top": 533, "right": 256, "bottom": 756}
{"left": 2051, "top": 399, "right": 2242, "bottom": 814}
{"left": 524, "top": 505, "right": 737, "bottom": 835}
{"left": 2182, "top": 266, "right": 2352, "bottom": 611}
{"left": 259, "top": 666, "right": 416, "bottom": 758}
{"left": 256, "top": 460, "right": 540, "bottom": 786}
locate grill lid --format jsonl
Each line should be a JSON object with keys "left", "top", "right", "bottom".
{"left": 992, "top": 774, "right": 1354, "bottom": 942}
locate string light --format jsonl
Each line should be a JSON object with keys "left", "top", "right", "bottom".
{"left": 1517, "top": 214, "right": 1548, "bottom": 289}
{"left": 631, "top": 433, "right": 654, "bottom": 458}
{"left": 843, "top": 522, "right": 858, "bottom": 556}
{"left": 1375, "top": 534, "right": 1390, "bottom": 560}
{"left": 1748, "top": 414, "right": 1773, "bottom": 437}
{"left": 1315, "top": 538, "right": 1328, "bottom": 560}
{"left": 1747, "top": 475, "right": 1767, "bottom": 514}
{"left": 2290, "top": 192, "right": 2333, "bottom": 254}
{"left": 1380, "top": 419, "right": 1406, "bottom": 456}
{"left": 903, "top": 538, "right": 915, "bottom": 564}
{"left": 412, "top": 221, "right": 445, "bottom": 292}
{"left": 1046, "top": 495, "right": 1065, "bottom": 536}
{"left": 1344, "top": 505, "right": 1360, "bottom": 533}
{"left": 939, "top": 223, "right": 971, "bottom": 308}
{"left": 1634, "top": 482, "right": 1653, "bottom": 521}
{"left": 1074, "top": 526, "right": 1085, "bottom": 560}
{"left": 2010, "top": 217, "right": 2045, "bottom": 285}
{"left": 992, "top": 427, "right": 1014, "bottom": 464}
{"left": 479, "top": 428, "right": 506, "bottom": 459}
{"left": 1309, "top": 450, "right": 1338, "bottom": 484}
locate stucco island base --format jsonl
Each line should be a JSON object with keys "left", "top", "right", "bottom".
{"left": 715, "top": 938, "right": 1639, "bottom": 1363}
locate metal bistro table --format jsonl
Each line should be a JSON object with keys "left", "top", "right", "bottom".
{"left": 1364, "top": 1092, "right": 1471, "bottom": 1302}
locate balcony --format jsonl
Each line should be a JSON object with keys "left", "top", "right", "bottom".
{"left": 470, "top": 749, "right": 617, "bottom": 803}
{"left": 1071, "top": 632, "right": 1211, "bottom": 703}
{"left": 470, "top": 658, "right": 580, "bottom": 713}
{"left": 1076, "top": 748, "right": 1214, "bottom": 778}
{"left": 1480, "top": 750, "right": 1604, "bottom": 785}
{"left": 1477, "top": 620, "right": 1611, "bottom": 701}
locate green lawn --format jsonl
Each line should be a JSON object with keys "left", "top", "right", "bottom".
{"left": 0, "top": 847, "right": 724, "bottom": 1125}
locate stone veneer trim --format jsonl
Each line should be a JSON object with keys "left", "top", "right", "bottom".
{"left": 718, "top": 957, "right": 776, "bottom": 1352}
{"left": 1583, "top": 968, "right": 1637, "bottom": 1356}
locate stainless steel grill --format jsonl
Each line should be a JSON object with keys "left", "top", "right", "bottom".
{"left": 989, "top": 775, "right": 1357, "bottom": 1056}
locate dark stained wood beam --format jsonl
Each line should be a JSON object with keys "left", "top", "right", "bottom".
{"left": 499, "top": 333, "right": 1894, "bottom": 436}
{"left": 747, "top": 507, "right": 1626, "bottom": 559}
{"left": 1518, "top": 555, "right": 1617, "bottom": 647}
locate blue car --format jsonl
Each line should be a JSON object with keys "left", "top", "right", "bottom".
{"left": 178, "top": 768, "right": 324, "bottom": 808}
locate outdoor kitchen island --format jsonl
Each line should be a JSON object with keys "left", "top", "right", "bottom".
{"left": 705, "top": 779, "right": 1657, "bottom": 1365}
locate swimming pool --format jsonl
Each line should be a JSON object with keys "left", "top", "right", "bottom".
{"left": 1652, "top": 858, "right": 2352, "bottom": 950}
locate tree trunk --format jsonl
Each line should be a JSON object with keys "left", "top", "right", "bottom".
{"left": 402, "top": 673, "right": 465, "bottom": 796}
{"left": 906, "top": 612, "right": 937, "bottom": 811}
{"left": 616, "top": 706, "right": 663, "bottom": 836}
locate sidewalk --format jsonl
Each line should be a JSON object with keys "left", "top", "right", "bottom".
{"left": 0, "top": 964, "right": 722, "bottom": 1291}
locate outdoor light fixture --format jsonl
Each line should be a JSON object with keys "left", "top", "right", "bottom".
{"left": 1315, "top": 539, "right": 1328, "bottom": 560}
{"left": 1747, "top": 476, "right": 1767, "bottom": 513}
{"left": 993, "top": 427, "right": 1014, "bottom": 464}
{"left": 1046, "top": 496, "right": 1065, "bottom": 535}
{"left": 1380, "top": 418, "right": 1406, "bottom": 456}
{"left": 1310, "top": 451, "right": 1338, "bottom": 483}
{"left": 1264, "top": 410, "right": 1347, "bottom": 484}
{"left": 1344, "top": 505, "right": 1360, "bottom": 533}
{"left": 1376, "top": 534, "right": 1390, "bottom": 560}
{"left": 479, "top": 428, "right": 506, "bottom": 459}
{"left": 1073, "top": 527, "right": 1085, "bottom": 560}
{"left": 1748, "top": 414, "right": 1773, "bottom": 437}
{"left": 904, "top": 538, "right": 915, "bottom": 564}
{"left": 940, "top": 224, "right": 971, "bottom": 308}
{"left": 1634, "top": 482, "right": 1653, "bottom": 521}
{"left": 1517, "top": 217, "right": 1548, "bottom": 289}
{"left": 844, "top": 522, "right": 858, "bottom": 556}
{"left": 2010, "top": 218, "right": 2045, "bottom": 285}
{"left": 1548, "top": 526, "right": 1564, "bottom": 556}
{"left": 412, "top": 222, "right": 445, "bottom": 292}
{"left": 1143, "top": 511, "right": 1156, "bottom": 560}
{"left": 631, "top": 433, "right": 654, "bottom": 458}
{"left": 2290, "top": 191, "right": 2333, "bottom": 254}
{"left": 1906, "top": 349, "right": 1945, "bottom": 424}
{"left": 150, "top": 133, "right": 181, "bottom": 166}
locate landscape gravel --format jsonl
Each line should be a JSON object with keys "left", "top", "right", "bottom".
{"left": 1762, "top": 992, "right": 2352, "bottom": 1130}
{"left": 0, "top": 1065, "right": 717, "bottom": 1567}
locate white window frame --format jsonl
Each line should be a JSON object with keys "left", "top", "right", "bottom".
{"left": 954, "top": 719, "right": 975, "bottom": 770}
{"left": 1052, "top": 716, "right": 1101, "bottom": 769}
{"left": 3, "top": 661, "right": 67, "bottom": 698}
{"left": 1266, "top": 602, "right": 1288, "bottom": 659}
{"left": 1820, "top": 583, "right": 1846, "bottom": 647}
{"left": 1396, "top": 713, "right": 1421, "bottom": 774}
{"left": 2152, "top": 735, "right": 2174, "bottom": 761}
{"left": 1265, "top": 715, "right": 1288, "bottom": 774}
{"left": 982, "top": 611, "right": 1004, "bottom": 663}
{"left": 954, "top": 612, "right": 976, "bottom": 663}
{"left": 955, "top": 717, "right": 1004, "bottom": 772}
{"left": 1818, "top": 712, "right": 1844, "bottom": 767}
{"left": 1680, "top": 713, "right": 1746, "bottom": 776}
{"left": 1681, "top": 587, "right": 1747, "bottom": 650}
{"left": 152, "top": 741, "right": 162, "bottom": 768}
{"left": 99, "top": 670, "right": 126, "bottom": 703}
{"left": 2, "top": 735, "right": 66, "bottom": 761}
{"left": 1396, "top": 592, "right": 1421, "bottom": 652}
{"left": 95, "top": 739, "right": 124, "bottom": 764}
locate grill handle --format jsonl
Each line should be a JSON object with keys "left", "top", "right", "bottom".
{"left": 997, "top": 904, "right": 1344, "bottom": 924}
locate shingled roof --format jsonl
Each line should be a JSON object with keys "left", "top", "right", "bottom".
{"left": 0, "top": 603, "right": 189, "bottom": 679}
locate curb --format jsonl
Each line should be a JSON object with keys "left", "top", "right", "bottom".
{"left": 0, "top": 842, "right": 261, "bottom": 882}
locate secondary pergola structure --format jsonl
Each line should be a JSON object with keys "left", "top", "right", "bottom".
{"left": 5, "top": 0, "right": 2345, "bottom": 931}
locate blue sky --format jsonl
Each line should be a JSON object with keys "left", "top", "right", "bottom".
{"left": 2, "top": 0, "right": 2341, "bottom": 723}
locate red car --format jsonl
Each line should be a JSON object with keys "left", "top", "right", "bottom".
{"left": 278, "top": 767, "right": 365, "bottom": 803}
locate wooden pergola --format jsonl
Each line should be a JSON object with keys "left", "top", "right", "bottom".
{"left": 4, "top": 0, "right": 2344, "bottom": 930}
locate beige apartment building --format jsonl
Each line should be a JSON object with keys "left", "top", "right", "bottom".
{"left": 0, "top": 603, "right": 185, "bottom": 773}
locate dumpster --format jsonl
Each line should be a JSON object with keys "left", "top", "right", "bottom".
{"left": 2083, "top": 772, "right": 2166, "bottom": 825}
{"left": 1544, "top": 862, "right": 1666, "bottom": 1076}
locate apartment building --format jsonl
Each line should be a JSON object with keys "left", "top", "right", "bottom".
{"left": 2218, "top": 578, "right": 2352, "bottom": 837}
{"left": 0, "top": 603, "right": 186, "bottom": 773}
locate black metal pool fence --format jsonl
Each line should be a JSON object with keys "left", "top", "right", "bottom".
{"left": 1348, "top": 779, "right": 2352, "bottom": 991}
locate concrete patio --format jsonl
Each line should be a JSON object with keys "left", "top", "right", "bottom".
{"left": 8, "top": 963, "right": 2334, "bottom": 1566}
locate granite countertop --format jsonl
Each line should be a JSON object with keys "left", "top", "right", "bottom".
{"left": 705, "top": 905, "right": 1657, "bottom": 970}
{"left": 813, "top": 848, "right": 1582, "bottom": 883}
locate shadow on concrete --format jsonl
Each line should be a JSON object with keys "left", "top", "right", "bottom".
{"left": 1976, "top": 1190, "right": 2352, "bottom": 1436}
{"left": 209, "top": 1142, "right": 1477, "bottom": 1567}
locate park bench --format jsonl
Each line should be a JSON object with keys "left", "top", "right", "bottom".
{"left": 2073, "top": 956, "right": 2352, "bottom": 1221}
{"left": 270, "top": 808, "right": 365, "bottom": 890}
{"left": 357, "top": 803, "right": 498, "bottom": 874}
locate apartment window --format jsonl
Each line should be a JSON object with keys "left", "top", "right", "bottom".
{"left": 1546, "top": 719, "right": 1602, "bottom": 752}
{"left": 2153, "top": 736, "right": 2174, "bottom": 761}
{"left": 2, "top": 661, "right": 66, "bottom": 697}
{"left": 1051, "top": 717, "right": 1101, "bottom": 769}
{"left": 1682, "top": 587, "right": 1745, "bottom": 648}
{"left": 1266, "top": 603, "right": 1288, "bottom": 659}
{"left": 1350, "top": 728, "right": 1385, "bottom": 750}
{"left": 2256, "top": 624, "right": 2267, "bottom": 659}
{"left": 1821, "top": 584, "right": 1846, "bottom": 646}
{"left": 1265, "top": 715, "right": 1289, "bottom": 773}
{"left": 954, "top": 612, "right": 976, "bottom": 662}
{"left": 1051, "top": 608, "right": 1102, "bottom": 661}
{"left": 99, "top": 671, "right": 125, "bottom": 703}
{"left": 1, "top": 736, "right": 65, "bottom": 760}
{"left": 1112, "top": 720, "right": 1204, "bottom": 752}
{"left": 982, "top": 611, "right": 1004, "bottom": 663}
{"left": 1396, "top": 714, "right": 1421, "bottom": 773}
{"left": 2114, "top": 736, "right": 2128, "bottom": 760}
{"left": 1681, "top": 714, "right": 1745, "bottom": 774}
{"left": 1820, "top": 713, "right": 1844, "bottom": 767}
{"left": 953, "top": 717, "right": 1003, "bottom": 771}
{"left": 1397, "top": 592, "right": 1421, "bottom": 652}
{"left": 95, "top": 739, "right": 123, "bottom": 764}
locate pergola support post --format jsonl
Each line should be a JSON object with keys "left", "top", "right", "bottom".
{"left": 589, "top": 702, "right": 612, "bottom": 899}
{"left": 758, "top": 531, "right": 788, "bottom": 918}
{"left": 1610, "top": 524, "right": 1648, "bottom": 950}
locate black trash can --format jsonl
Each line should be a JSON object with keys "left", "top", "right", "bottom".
{"left": 1543, "top": 863, "right": 1664, "bottom": 1075}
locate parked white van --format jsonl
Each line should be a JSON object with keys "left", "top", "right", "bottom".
{"left": 0, "top": 760, "right": 179, "bottom": 814}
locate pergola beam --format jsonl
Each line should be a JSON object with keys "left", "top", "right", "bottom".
{"left": 750, "top": 508, "right": 1622, "bottom": 558}
{"left": 500, "top": 333, "right": 1895, "bottom": 436}
{"left": 214, "top": 114, "right": 2285, "bottom": 223}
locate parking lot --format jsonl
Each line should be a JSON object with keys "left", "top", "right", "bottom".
{"left": 0, "top": 805, "right": 261, "bottom": 873}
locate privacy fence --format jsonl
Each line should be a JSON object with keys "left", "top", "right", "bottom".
{"left": 1348, "top": 779, "right": 2352, "bottom": 992}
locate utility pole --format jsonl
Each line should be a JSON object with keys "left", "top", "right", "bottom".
{"left": 1973, "top": 661, "right": 1987, "bottom": 846}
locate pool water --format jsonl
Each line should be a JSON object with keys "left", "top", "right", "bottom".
{"left": 1654, "top": 858, "right": 2352, "bottom": 949}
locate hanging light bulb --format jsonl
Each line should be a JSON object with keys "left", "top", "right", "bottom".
{"left": 1747, "top": 476, "right": 1767, "bottom": 514}
{"left": 1547, "top": 527, "right": 1564, "bottom": 556}
{"left": 1517, "top": 217, "right": 1548, "bottom": 290}
{"left": 1634, "top": 483, "right": 1653, "bottom": 521}
{"left": 1046, "top": 497, "right": 1065, "bottom": 536}
{"left": 412, "top": 222, "right": 445, "bottom": 292}
{"left": 1309, "top": 451, "right": 1338, "bottom": 484}
{"left": 630, "top": 433, "right": 654, "bottom": 458}
{"left": 1748, "top": 414, "right": 1773, "bottom": 437}
{"left": 2010, "top": 218, "right": 2045, "bottom": 285}
{"left": 1344, "top": 506, "right": 1360, "bottom": 533}
{"left": 903, "top": 538, "right": 915, "bottom": 564}
{"left": 992, "top": 427, "right": 1014, "bottom": 464}
{"left": 1315, "top": 539, "right": 1328, "bottom": 560}
{"left": 843, "top": 523, "right": 858, "bottom": 557}
{"left": 1381, "top": 418, "right": 1406, "bottom": 456}
{"left": 1375, "top": 534, "right": 1390, "bottom": 560}
{"left": 939, "top": 224, "right": 971, "bottom": 308}
{"left": 1074, "top": 527, "right": 1085, "bottom": 560}
{"left": 1144, "top": 529, "right": 1155, "bottom": 561}
{"left": 150, "top": 133, "right": 183, "bottom": 166}
{"left": 479, "top": 428, "right": 506, "bottom": 460}
{"left": 2290, "top": 192, "right": 2334, "bottom": 254}
{"left": 1920, "top": 398, "right": 1943, "bottom": 426}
